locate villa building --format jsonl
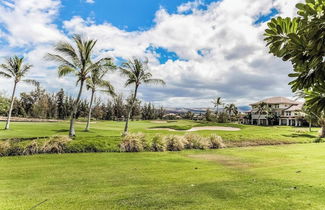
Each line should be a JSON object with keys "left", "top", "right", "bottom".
{"left": 242, "top": 97, "right": 305, "bottom": 126}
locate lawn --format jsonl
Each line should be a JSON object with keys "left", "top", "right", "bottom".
{"left": 0, "top": 120, "right": 320, "bottom": 152}
{"left": 1, "top": 143, "right": 325, "bottom": 209}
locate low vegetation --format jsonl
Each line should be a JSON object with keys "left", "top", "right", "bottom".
{"left": 0, "top": 120, "right": 320, "bottom": 157}
{"left": 2, "top": 143, "right": 325, "bottom": 209}
{"left": 0, "top": 127, "right": 227, "bottom": 156}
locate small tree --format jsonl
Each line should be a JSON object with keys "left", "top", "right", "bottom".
{"left": 85, "top": 61, "right": 115, "bottom": 131}
{"left": 120, "top": 58, "right": 165, "bottom": 134}
{"left": 0, "top": 56, "right": 38, "bottom": 129}
{"left": 264, "top": 0, "right": 325, "bottom": 136}
{"left": 212, "top": 97, "right": 223, "bottom": 115}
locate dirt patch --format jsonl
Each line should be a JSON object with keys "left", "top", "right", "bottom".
{"left": 0, "top": 117, "right": 62, "bottom": 122}
{"left": 226, "top": 140, "right": 297, "bottom": 148}
{"left": 188, "top": 126, "right": 240, "bottom": 131}
{"left": 150, "top": 120, "right": 168, "bottom": 124}
{"left": 188, "top": 154, "right": 251, "bottom": 169}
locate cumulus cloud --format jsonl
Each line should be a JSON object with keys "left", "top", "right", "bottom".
{"left": 85, "top": 0, "right": 95, "bottom": 4}
{"left": 0, "top": 0, "right": 303, "bottom": 107}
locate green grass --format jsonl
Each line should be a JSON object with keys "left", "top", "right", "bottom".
{"left": 1, "top": 143, "right": 325, "bottom": 209}
{"left": 0, "top": 120, "right": 320, "bottom": 151}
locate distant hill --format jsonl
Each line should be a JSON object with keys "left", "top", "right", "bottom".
{"left": 165, "top": 106, "right": 251, "bottom": 114}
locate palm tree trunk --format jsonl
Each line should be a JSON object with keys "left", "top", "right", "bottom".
{"left": 69, "top": 80, "right": 84, "bottom": 137}
{"left": 320, "top": 125, "right": 325, "bottom": 138}
{"left": 85, "top": 89, "right": 95, "bottom": 131}
{"left": 309, "top": 119, "right": 312, "bottom": 132}
{"left": 5, "top": 82, "right": 17, "bottom": 130}
{"left": 124, "top": 85, "right": 138, "bottom": 134}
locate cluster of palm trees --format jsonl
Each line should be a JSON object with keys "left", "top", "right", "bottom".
{"left": 212, "top": 97, "right": 239, "bottom": 121}
{"left": 0, "top": 34, "right": 165, "bottom": 137}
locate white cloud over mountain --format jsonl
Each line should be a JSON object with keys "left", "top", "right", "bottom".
{"left": 0, "top": 0, "right": 302, "bottom": 107}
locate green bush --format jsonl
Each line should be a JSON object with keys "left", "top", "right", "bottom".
{"left": 120, "top": 133, "right": 147, "bottom": 152}
{"left": 183, "top": 133, "right": 209, "bottom": 150}
{"left": 208, "top": 134, "right": 225, "bottom": 149}
{"left": 151, "top": 135, "right": 166, "bottom": 152}
{"left": 41, "top": 135, "right": 71, "bottom": 154}
{"left": 23, "top": 140, "right": 40, "bottom": 155}
{"left": 165, "top": 135, "right": 185, "bottom": 151}
{"left": 314, "top": 137, "right": 324, "bottom": 143}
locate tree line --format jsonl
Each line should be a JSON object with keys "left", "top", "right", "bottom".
{"left": 0, "top": 87, "right": 166, "bottom": 122}
{"left": 0, "top": 35, "right": 165, "bottom": 137}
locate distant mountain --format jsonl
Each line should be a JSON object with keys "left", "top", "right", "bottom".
{"left": 164, "top": 106, "right": 251, "bottom": 114}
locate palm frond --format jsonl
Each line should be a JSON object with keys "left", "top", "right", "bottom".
{"left": 20, "top": 64, "right": 33, "bottom": 76}
{"left": 0, "top": 71, "right": 12, "bottom": 78}
{"left": 23, "top": 79, "right": 39, "bottom": 87}
{"left": 55, "top": 41, "right": 79, "bottom": 62}
{"left": 99, "top": 80, "right": 116, "bottom": 97}
{"left": 143, "top": 78, "right": 166, "bottom": 86}
{"left": 46, "top": 53, "right": 77, "bottom": 69}
{"left": 58, "top": 66, "right": 76, "bottom": 78}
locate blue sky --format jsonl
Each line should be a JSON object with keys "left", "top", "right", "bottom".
{"left": 0, "top": 0, "right": 300, "bottom": 107}
{"left": 59, "top": 0, "right": 217, "bottom": 31}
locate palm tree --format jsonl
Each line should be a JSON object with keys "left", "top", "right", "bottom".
{"left": 0, "top": 56, "right": 38, "bottom": 130}
{"left": 212, "top": 97, "right": 222, "bottom": 115}
{"left": 120, "top": 58, "right": 165, "bottom": 134}
{"left": 85, "top": 61, "right": 116, "bottom": 131}
{"left": 47, "top": 34, "right": 103, "bottom": 137}
{"left": 224, "top": 103, "right": 237, "bottom": 122}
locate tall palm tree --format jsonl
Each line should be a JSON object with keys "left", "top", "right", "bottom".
{"left": 212, "top": 97, "right": 222, "bottom": 115}
{"left": 0, "top": 56, "right": 38, "bottom": 130}
{"left": 47, "top": 34, "right": 102, "bottom": 137}
{"left": 120, "top": 58, "right": 165, "bottom": 134}
{"left": 85, "top": 61, "right": 116, "bottom": 131}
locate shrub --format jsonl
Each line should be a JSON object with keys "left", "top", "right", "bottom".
{"left": 208, "top": 134, "right": 226, "bottom": 149}
{"left": 151, "top": 135, "right": 166, "bottom": 152}
{"left": 0, "top": 140, "right": 12, "bottom": 156}
{"left": 314, "top": 137, "right": 325, "bottom": 143}
{"left": 0, "top": 140, "right": 23, "bottom": 156}
{"left": 183, "top": 133, "right": 209, "bottom": 150}
{"left": 23, "top": 140, "right": 40, "bottom": 155}
{"left": 41, "top": 135, "right": 71, "bottom": 154}
{"left": 164, "top": 135, "right": 185, "bottom": 151}
{"left": 120, "top": 133, "right": 147, "bottom": 152}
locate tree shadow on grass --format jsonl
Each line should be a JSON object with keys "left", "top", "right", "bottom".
{"left": 52, "top": 129, "right": 69, "bottom": 133}
{"left": 282, "top": 134, "right": 315, "bottom": 138}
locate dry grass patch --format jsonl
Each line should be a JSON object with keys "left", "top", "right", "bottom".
{"left": 188, "top": 154, "right": 251, "bottom": 169}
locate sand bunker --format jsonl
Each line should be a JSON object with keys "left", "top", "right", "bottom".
{"left": 150, "top": 120, "right": 168, "bottom": 124}
{"left": 188, "top": 126, "right": 240, "bottom": 131}
{"left": 148, "top": 126, "right": 240, "bottom": 132}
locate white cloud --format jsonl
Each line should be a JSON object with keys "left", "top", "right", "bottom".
{"left": 0, "top": 0, "right": 65, "bottom": 46}
{"left": 85, "top": 0, "right": 95, "bottom": 4}
{"left": 0, "top": 0, "right": 303, "bottom": 108}
{"left": 177, "top": 0, "right": 203, "bottom": 13}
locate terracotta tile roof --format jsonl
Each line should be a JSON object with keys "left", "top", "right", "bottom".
{"left": 250, "top": 97, "right": 299, "bottom": 106}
